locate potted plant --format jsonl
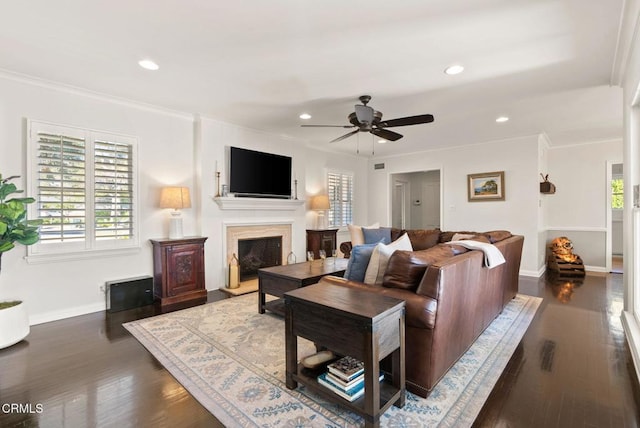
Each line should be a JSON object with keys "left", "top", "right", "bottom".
{"left": 0, "top": 174, "right": 40, "bottom": 349}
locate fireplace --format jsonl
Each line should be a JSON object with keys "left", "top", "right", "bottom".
{"left": 224, "top": 222, "right": 292, "bottom": 286}
{"left": 237, "top": 236, "right": 282, "bottom": 281}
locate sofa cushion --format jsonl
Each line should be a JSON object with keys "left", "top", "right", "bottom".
{"left": 363, "top": 227, "right": 392, "bottom": 245}
{"left": 438, "top": 230, "right": 478, "bottom": 243}
{"left": 383, "top": 245, "right": 458, "bottom": 291}
{"left": 348, "top": 223, "right": 380, "bottom": 246}
{"left": 484, "top": 230, "right": 512, "bottom": 243}
{"left": 344, "top": 243, "right": 378, "bottom": 282}
{"left": 364, "top": 233, "right": 413, "bottom": 285}
{"left": 405, "top": 229, "right": 440, "bottom": 250}
{"left": 390, "top": 227, "right": 404, "bottom": 242}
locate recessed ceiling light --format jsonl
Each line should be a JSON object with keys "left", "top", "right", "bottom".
{"left": 444, "top": 64, "right": 464, "bottom": 75}
{"left": 138, "top": 59, "right": 159, "bottom": 71}
{"left": 299, "top": 113, "right": 312, "bottom": 120}
{"left": 496, "top": 116, "right": 509, "bottom": 123}
{"left": 378, "top": 139, "right": 387, "bottom": 144}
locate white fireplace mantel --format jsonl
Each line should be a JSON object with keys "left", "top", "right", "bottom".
{"left": 213, "top": 196, "right": 306, "bottom": 211}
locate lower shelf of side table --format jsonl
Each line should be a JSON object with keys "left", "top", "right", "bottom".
{"left": 263, "top": 298, "right": 286, "bottom": 315}
{"left": 293, "top": 365, "right": 403, "bottom": 418}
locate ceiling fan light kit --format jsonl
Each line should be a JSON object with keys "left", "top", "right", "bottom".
{"left": 301, "top": 95, "right": 434, "bottom": 144}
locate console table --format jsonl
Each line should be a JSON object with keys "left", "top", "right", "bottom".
{"left": 150, "top": 237, "right": 208, "bottom": 311}
{"left": 306, "top": 228, "right": 339, "bottom": 259}
{"left": 284, "top": 282, "right": 405, "bottom": 427}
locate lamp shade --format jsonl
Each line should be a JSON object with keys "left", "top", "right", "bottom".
{"left": 310, "top": 194, "right": 330, "bottom": 210}
{"left": 159, "top": 187, "right": 191, "bottom": 209}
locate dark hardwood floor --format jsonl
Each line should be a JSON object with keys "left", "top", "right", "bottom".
{"left": 1, "top": 273, "right": 638, "bottom": 427}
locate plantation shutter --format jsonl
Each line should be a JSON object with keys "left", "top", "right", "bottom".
{"left": 35, "top": 131, "right": 87, "bottom": 243}
{"left": 327, "top": 171, "right": 353, "bottom": 227}
{"left": 28, "top": 120, "right": 139, "bottom": 259}
{"left": 94, "top": 140, "right": 134, "bottom": 240}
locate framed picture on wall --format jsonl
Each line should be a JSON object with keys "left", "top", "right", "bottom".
{"left": 467, "top": 171, "right": 505, "bottom": 202}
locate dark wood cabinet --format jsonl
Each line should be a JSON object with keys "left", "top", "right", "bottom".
{"left": 306, "top": 229, "right": 339, "bottom": 259}
{"left": 150, "top": 237, "right": 208, "bottom": 311}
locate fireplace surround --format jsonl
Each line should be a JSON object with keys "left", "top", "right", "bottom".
{"left": 224, "top": 221, "right": 292, "bottom": 286}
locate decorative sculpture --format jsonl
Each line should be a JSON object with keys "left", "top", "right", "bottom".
{"left": 547, "top": 236, "right": 585, "bottom": 276}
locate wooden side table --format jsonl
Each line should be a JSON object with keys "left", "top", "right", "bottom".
{"left": 258, "top": 258, "right": 348, "bottom": 315}
{"left": 285, "top": 282, "right": 405, "bottom": 427}
{"left": 306, "top": 228, "right": 339, "bottom": 259}
{"left": 150, "top": 237, "right": 208, "bottom": 311}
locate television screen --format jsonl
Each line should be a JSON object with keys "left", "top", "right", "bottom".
{"left": 229, "top": 147, "right": 292, "bottom": 198}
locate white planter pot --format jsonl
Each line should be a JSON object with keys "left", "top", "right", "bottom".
{"left": 0, "top": 301, "right": 30, "bottom": 349}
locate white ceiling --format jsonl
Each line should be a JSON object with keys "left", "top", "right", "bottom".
{"left": 0, "top": 0, "right": 625, "bottom": 156}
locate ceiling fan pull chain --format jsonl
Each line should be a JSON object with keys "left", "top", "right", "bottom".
{"left": 371, "top": 134, "right": 375, "bottom": 156}
{"left": 357, "top": 132, "right": 360, "bottom": 154}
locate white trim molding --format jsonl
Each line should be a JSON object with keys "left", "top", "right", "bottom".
{"left": 213, "top": 196, "right": 305, "bottom": 211}
{"left": 622, "top": 311, "right": 640, "bottom": 383}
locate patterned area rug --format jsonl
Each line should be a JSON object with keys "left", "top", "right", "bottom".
{"left": 124, "top": 293, "right": 541, "bottom": 427}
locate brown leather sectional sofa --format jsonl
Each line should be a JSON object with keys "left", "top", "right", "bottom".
{"left": 320, "top": 229, "right": 524, "bottom": 397}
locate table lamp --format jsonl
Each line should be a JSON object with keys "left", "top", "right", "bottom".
{"left": 160, "top": 186, "right": 191, "bottom": 239}
{"left": 310, "top": 195, "right": 330, "bottom": 229}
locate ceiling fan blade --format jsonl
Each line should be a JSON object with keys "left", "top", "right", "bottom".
{"left": 371, "top": 128, "right": 403, "bottom": 141}
{"left": 378, "top": 114, "right": 434, "bottom": 128}
{"left": 355, "top": 105, "right": 374, "bottom": 124}
{"left": 301, "top": 124, "right": 355, "bottom": 128}
{"left": 330, "top": 129, "right": 360, "bottom": 143}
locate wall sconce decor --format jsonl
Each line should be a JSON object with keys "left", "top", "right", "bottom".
{"left": 310, "top": 194, "right": 330, "bottom": 229}
{"left": 159, "top": 186, "right": 191, "bottom": 239}
{"left": 540, "top": 174, "right": 556, "bottom": 194}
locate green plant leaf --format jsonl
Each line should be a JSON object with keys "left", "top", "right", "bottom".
{"left": 0, "top": 183, "right": 22, "bottom": 201}
{"left": 0, "top": 241, "right": 15, "bottom": 253}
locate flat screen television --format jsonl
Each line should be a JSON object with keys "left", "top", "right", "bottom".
{"left": 229, "top": 147, "right": 292, "bottom": 198}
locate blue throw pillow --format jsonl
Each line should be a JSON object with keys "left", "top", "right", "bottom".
{"left": 344, "top": 243, "right": 378, "bottom": 282}
{"left": 362, "top": 227, "right": 392, "bottom": 245}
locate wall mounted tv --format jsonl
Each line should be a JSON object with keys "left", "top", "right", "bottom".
{"left": 229, "top": 147, "right": 292, "bottom": 199}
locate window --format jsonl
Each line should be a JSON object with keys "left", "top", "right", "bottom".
{"left": 327, "top": 171, "right": 353, "bottom": 227}
{"left": 27, "top": 121, "right": 138, "bottom": 260}
{"left": 612, "top": 177, "right": 624, "bottom": 209}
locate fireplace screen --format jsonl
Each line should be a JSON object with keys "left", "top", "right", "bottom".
{"left": 237, "top": 236, "right": 282, "bottom": 281}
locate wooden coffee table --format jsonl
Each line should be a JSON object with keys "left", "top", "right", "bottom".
{"left": 257, "top": 258, "right": 348, "bottom": 315}
{"left": 284, "top": 282, "right": 405, "bottom": 428}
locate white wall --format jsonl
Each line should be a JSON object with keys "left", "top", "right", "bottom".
{"left": 366, "top": 136, "right": 540, "bottom": 276}
{"left": 544, "top": 140, "right": 622, "bottom": 269}
{"left": 0, "top": 75, "right": 368, "bottom": 324}
{"left": 0, "top": 75, "right": 196, "bottom": 324}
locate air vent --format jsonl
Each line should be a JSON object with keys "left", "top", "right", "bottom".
{"left": 374, "top": 163, "right": 385, "bottom": 170}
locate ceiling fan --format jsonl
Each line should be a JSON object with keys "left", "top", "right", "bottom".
{"left": 301, "top": 95, "right": 434, "bottom": 143}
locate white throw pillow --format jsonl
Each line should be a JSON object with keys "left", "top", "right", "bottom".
{"left": 348, "top": 222, "right": 380, "bottom": 246}
{"left": 363, "top": 233, "right": 413, "bottom": 285}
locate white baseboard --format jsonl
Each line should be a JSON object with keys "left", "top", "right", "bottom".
{"left": 29, "top": 302, "right": 106, "bottom": 326}
{"left": 518, "top": 269, "right": 544, "bottom": 278}
{"left": 585, "top": 265, "right": 608, "bottom": 273}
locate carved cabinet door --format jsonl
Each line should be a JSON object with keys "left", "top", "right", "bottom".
{"left": 166, "top": 243, "right": 204, "bottom": 296}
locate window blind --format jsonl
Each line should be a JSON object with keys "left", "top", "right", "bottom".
{"left": 327, "top": 171, "right": 353, "bottom": 227}
{"left": 29, "top": 121, "right": 138, "bottom": 258}
{"left": 94, "top": 140, "right": 134, "bottom": 240}
{"left": 35, "top": 132, "right": 87, "bottom": 242}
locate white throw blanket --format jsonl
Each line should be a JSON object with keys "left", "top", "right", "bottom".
{"left": 447, "top": 240, "right": 506, "bottom": 268}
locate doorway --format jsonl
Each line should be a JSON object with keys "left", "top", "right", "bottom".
{"left": 391, "top": 170, "right": 441, "bottom": 230}
{"left": 611, "top": 163, "right": 624, "bottom": 274}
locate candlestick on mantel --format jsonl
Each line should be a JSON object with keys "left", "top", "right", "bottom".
{"left": 294, "top": 179, "right": 298, "bottom": 200}
{"left": 215, "top": 171, "right": 221, "bottom": 197}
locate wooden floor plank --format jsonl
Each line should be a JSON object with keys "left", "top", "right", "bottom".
{"left": 0, "top": 273, "right": 638, "bottom": 427}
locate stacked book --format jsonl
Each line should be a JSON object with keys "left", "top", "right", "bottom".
{"left": 317, "top": 356, "right": 384, "bottom": 402}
